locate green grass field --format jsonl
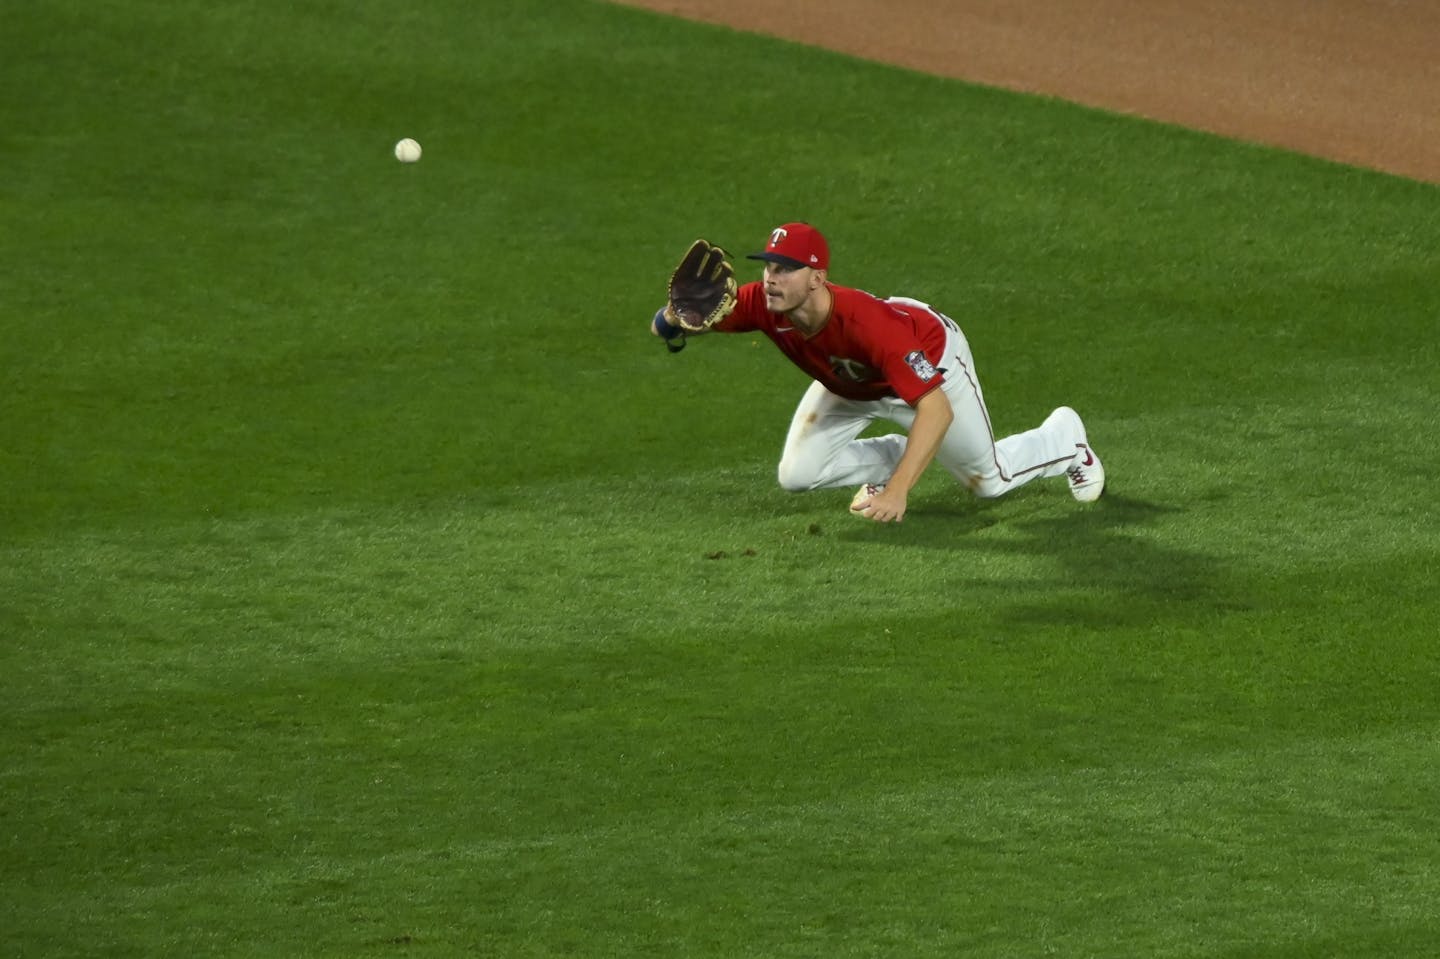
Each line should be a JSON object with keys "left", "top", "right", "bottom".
{"left": 5, "top": 1, "right": 1440, "bottom": 956}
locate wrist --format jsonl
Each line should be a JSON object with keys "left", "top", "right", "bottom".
{"left": 653, "top": 308, "right": 681, "bottom": 340}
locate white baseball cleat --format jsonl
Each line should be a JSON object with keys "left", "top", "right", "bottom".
{"left": 849, "top": 483, "right": 886, "bottom": 515}
{"left": 1052, "top": 406, "right": 1105, "bottom": 502}
{"left": 1068, "top": 443, "right": 1105, "bottom": 502}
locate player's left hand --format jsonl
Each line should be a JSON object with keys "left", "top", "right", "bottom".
{"left": 666, "top": 239, "right": 738, "bottom": 332}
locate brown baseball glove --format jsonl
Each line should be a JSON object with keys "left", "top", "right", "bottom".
{"left": 665, "top": 239, "right": 738, "bottom": 332}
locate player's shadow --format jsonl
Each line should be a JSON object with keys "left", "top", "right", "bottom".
{"left": 838, "top": 490, "right": 1250, "bottom": 630}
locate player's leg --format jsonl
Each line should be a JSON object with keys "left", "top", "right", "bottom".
{"left": 930, "top": 328, "right": 1080, "bottom": 498}
{"left": 776, "top": 381, "right": 907, "bottom": 491}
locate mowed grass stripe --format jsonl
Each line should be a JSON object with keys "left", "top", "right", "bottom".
{"left": 8, "top": 722, "right": 1436, "bottom": 954}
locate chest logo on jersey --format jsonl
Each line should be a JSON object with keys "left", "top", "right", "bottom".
{"left": 905, "top": 350, "right": 939, "bottom": 382}
{"left": 829, "top": 356, "right": 878, "bottom": 383}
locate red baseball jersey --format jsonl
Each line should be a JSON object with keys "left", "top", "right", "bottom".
{"left": 715, "top": 282, "right": 951, "bottom": 405}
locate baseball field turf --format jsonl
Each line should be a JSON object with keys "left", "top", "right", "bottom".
{"left": 5, "top": 1, "right": 1439, "bottom": 956}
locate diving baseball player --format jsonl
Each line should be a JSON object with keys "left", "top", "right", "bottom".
{"left": 651, "top": 222, "right": 1105, "bottom": 523}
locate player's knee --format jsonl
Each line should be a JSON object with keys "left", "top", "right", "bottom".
{"left": 963, "top": 471, "right": 1008, "bottom": 499}
{"left": 776, "top": 457, "right": 821, "bottom": 492}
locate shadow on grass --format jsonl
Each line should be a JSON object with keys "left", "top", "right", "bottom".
{"left": 840, "top": 490, "right": 1253, "bottom": 630}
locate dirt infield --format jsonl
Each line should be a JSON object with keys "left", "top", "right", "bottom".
{"left": 615, "top": 0, "right": 1439, "bottom": 184}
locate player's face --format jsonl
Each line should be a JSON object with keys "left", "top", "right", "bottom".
{"left": 763, "top": 262, "right": 820, "bottom": 313}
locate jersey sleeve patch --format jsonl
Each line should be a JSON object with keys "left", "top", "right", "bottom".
{"left": 904, "top": 350, "right": 939, "bottom": 382}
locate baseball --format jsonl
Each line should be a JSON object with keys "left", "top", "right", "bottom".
{"left": 394, "top": 138, "right": 422, "bottom": 163}
{"left": 849, "top": 483, "right": 885, "bottom": 516}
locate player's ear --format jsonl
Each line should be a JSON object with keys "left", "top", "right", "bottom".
{"left": 809, "top": 268, "right": 827, "bottom": 289}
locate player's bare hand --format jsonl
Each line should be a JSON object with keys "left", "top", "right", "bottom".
{"left": 858, "top": 486, "right": 908, "bottom": 523}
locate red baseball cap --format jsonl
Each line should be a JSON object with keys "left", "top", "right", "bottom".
{"left": 747, "top": 222, "right": 829, "bottom": 271}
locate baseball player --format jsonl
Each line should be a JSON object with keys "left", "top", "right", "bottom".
{"left": 650, "top": 222, "right": 1104, "bottom": 523}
